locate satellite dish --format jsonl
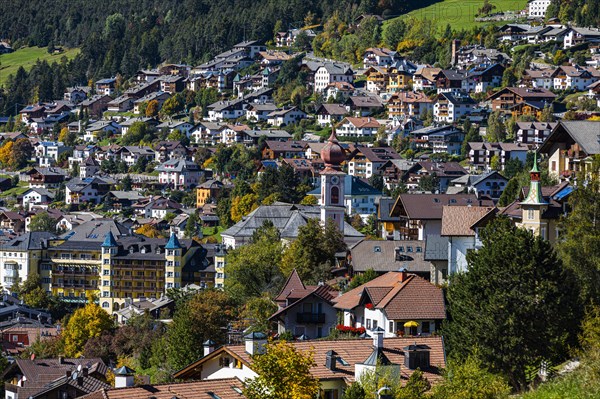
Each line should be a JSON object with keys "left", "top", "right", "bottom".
{"left": 77, "top": 365, "right": 82, "bottom": 372}
{"left": 72, "top": 372, "right": 78, "bottom": 381}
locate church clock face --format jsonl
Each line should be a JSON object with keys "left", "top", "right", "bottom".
{"left": 331, "top": 176, "right": 339, "bottom": 185}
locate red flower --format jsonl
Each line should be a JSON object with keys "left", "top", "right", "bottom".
{"left": 365, "top": 303, "right": 374, "bottom": 310}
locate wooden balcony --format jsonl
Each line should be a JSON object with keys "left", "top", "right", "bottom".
{"left": 296, "top": 312, "right": 326, "bottom": 324}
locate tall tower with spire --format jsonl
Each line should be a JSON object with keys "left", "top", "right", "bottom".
{"left": 520, "top": 152, "right": 549, "bottom": 239}
{"left": 319, "top": 125, "right": 346, "bottom": 233}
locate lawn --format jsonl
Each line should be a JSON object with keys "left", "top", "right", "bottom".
{"left": 386, "top": 0, "right": 528, "bottom": 33}
{"left": 202, "top": 226, "right": 225, "bottom": 242}
{"left": 0, "top": 46, "right": 80, "bottom": 86}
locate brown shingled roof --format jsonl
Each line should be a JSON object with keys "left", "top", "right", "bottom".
{"left": 175, "top": 336, "right": 446, "bottom": 385}
{"left": 333, "top": 272, "right": 446, "bottom": 321}
{"left": 80, "top": 378, "right": 246, "bottom": 399}
{"left": 441, "top": 206, "right": 495, "bottom": 236}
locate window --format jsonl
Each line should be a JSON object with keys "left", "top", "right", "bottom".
{"left": 103, "top": 259, "right": 109, "bottom": 265}
{"left": 102, "top": 302, "right": 109, "bottom": 308}
{"left": 103, "top": 281, "right": 109, "bottom": 286}
{"left": 389, "top": 321, "right": 394, "bottom": 332}
{"left": 416, "top": 246, "right": 422, "bottom": 253}
{"left": 528, "top": 209, "right": 534, "bottom": 220}
{"left": 103, "top": 270, "right": 109, "bottom": 275}
{"left": 373, "top": 246, "right": 381, "bottom": 253}
{"left": 219, "top": 357, "right": 231, "bottom": 367}
{"left": 103, "top": 291, "right": 110, "bottom": 297}
{"left": 12, "top": 335, "right": 18, "bottom": 342}
{"left": 167, "top": 261, "right": 173, "bottom": 267}
{"left": 422, "top": 321, "right": 430, "bottom": 333}
{"left": 331, "top": 186, "right": 340, "bottom": 205}
{"left": 407, "top": 246, "right": 413, "bottom": 252}
{"left": 372, "top": 320, "right": 378, "bottom": 329}
{"left": 366, "top": 319, "right": 371, "bottom": 329}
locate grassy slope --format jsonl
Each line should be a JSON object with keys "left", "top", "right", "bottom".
{"left": 0, "top": 46, "right": 80, "bottom": 86}
{"left": 386, "top": 0, "right": 528, "bottom": 32}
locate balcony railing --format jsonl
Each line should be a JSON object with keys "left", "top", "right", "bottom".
{"left": 296, "top": 312, "right": 326, "bottom": 324}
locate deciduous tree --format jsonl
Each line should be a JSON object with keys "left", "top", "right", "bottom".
{"left": 29, "top": 213, "right": 57, "bottom": 233}
{"left": 63, "top": 300, "right": 114, "bottom": 357}
{"left": 243, "top": 340, "right": 320, "bottom": 399}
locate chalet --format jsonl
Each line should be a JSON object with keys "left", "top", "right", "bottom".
{"left": 65, "top": 177, "right": 113, "bottom": 205}
{"left": 159, "top": 63, "right": 191, "bottom": 77}
{"left": 283, "top": 158, "right": 323, "bottom": 180}
{"left": 191, "top": 121, "right": 226, "bottom": 145}
{"left": 124, "top": 79, "right": 161, "bottom": 98}
{"left": 221, "top": 124, "right": 250, "bottom": 146}
{"left": 258, "top": 50, "right": 292, "bottom": 67}
{"left": 468, "top": 142, "right": 530, "bottom": 170}
{"left": 245, "top": 103, "right": 278, "bottom": 122}
{"left": 452, "top": 44, "right": 511, "bottom": 67}
{"left": 269, "top": 270, "right": 339, "bottom": 338}
{"left": 388, "top": 64, "right": 416, "bottom": 92}
{"left": 334, "top": 271, "right": 446, "bottom": 337}
{"left": 132, "top": 91, "right": 171, "bottom": 114}
{"left": 447, "top": 171, "right": 509, "bottom": 201}
{"left": 487, "top": 87, "right": 556, "bottom": 117}
{"left": 412, "top": 67, "right": 441, "bottom": 91}
{"left": 345, "top": 95, "right": 384, "bottom": 116}
{"left": 387, "top": 91, "right": 433, "bottom": 119}
{"left": 153, "top": 141, "right": 189, "bottom": 163}
{"left": 435, "top": 69, "right": 466, "bottom": 93}
{"left": 363, "top": 47, "right": 397, "bottom": 68}
{"left": 262, "top": 141, "right": 307, "bottom": 159}
{"left": 462, "top": 63, "right": 504, "bottom": 93}
{"left": 315, "top": 103, "right": 348, "bottom": 127}
{"left": 0, "top": 211, "right": 26, "bottom": 234}
{"left": 365, "top": 66, "right": 390, "bottom": 93}
{"left": 266, "top": 107, "right": 307, "bottom": 127}
{"left": 63, "top": 86, "right": 89, "bottom": 103}
{"left": 134, "top": 69, "right": 161, "bottom": 83}
{"left": 207, "top": 99, "right": 246, "bottom": 121}
{"left": 551, "top": 65, "right": 600, "bottom": 91}
{"left": 119, "top": 117, "right": 160, "bottom": 135}
{"left": 155, "top": 121, "right": 195, "bottom": 137}
{"left": 433, "top": 92, "right": 476, "bottom": 123}
{"left": 427, "top": 127, "right": 465, "bottom": 155}
{"left": 84, "top": 120, "right": 121, "bottom": 142}
{"left": 19, "top": 104, "right": 46, "bottom": 124}
{"left": 80, "top": 156, "right": 100, "bottom": 178}
{"left": 106, "top": 95, "right": 135, "bottom": 113}
{"left": 539, "top": 120, "right": 600, "bottom": 179}
{"left": 159, "top": 75, "right": 185, "bottom": 94}
{"left": 589, "top": 80, "right": 600, "bottom": 108}
{"left": 389, "top": 193, "right": 491, "bottom": 240}
{"left": 156, "top": 158, "right": 204, "bottom": 189}
{"left": 325, "top": 81, "right": 355, "bottom": 101}
{"left": 336, "top": 117, "right": 381, "bottom": 138}
{"left": 521, "top": 68, "right": 554, "bottom": 89}
{"left": 26, "top": 167, "right": 67, "bottom": 189}
{"left": 21, "top": 188, "right": 54, "bottom": 209}
{"left": 236, "top": 129, "right": 292, "bottom": 146}
{"left": 105, "top": 191, "right": 145, "bottom": 211}
{"left": 80, "top": 95, "right": 112, "bottom": 117}
{"left": 404, "top": 161, "right": 468, "bottom": 193}
{"left": 347, "top": 145, "right": 400, "bottom": 179}
{"left": 118, "top": 146, "right": 156, "bottom": 167}
{"left": 564, "top": 27, "right": 600, "bottom": 48}
{"left": 441, "top": 206, "right": 496, "bottom": 275}
{"left": 497, "top": 24, "right": 530, "bottom": 42}
{"left": 0, "top": 41, "right": 13, "bottom": 54}
{"left": 516, "top": 121, "right": 557, "bottom": 146}
{"left": 379, "top": 159, "right": 416, "bottom": 190}
{"left": 95, "top": 78, "right": 116, "bottom": 95}
{"left": 313, "top": 63, "right": 354, "bottom": 93}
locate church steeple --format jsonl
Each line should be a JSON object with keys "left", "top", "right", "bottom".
{"left": 521, "top": 152, "right": 547, "bottom": 205}
{"left": 319, "top": 124, "right": 346, "bottom": 233}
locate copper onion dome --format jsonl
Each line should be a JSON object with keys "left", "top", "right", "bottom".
{"left": 320, "top": 126, "right": 345, "bottom": 170}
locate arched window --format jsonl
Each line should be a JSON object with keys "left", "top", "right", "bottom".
{"left": 331, "top": 186, "right": 340, "bottom": 205}
{"left": 102, "top": 301, "right": 109, "bottom": 308}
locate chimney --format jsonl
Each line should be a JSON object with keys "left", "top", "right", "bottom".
{"left": 372, "top": 326, "right": 385, "bottom": 350}
{"left": 203, "top": 339, "right": 215, "bottom": 357}
{"left": 82, "top": 367, "right": 88, "bottom": 377}
{"left": 325, "top": 350, "right": 337, "bottom": 371}
{"left": 77, "top": 376, "right": 84, "bottom": 385}
{"left": 65, "top": 370, "right": 71, "bottom": 378}
{"left": 244, "top": 332, "right": 267, "bottom": 355}
{"left": 399, "top": 267, "right": 408, "bottom": 282}
{"left": 114, "top": 366, "right": 135, "bottom": 388}
{"left": 59, "top": 356, "right": 65, "bottom": 365}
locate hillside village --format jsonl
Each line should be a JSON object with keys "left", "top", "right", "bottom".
{"left": 0, "top": 0, "right": 599, "bottom": 398}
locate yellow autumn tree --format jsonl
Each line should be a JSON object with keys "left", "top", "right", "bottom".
{"left": 0, "top": 141, "right": 14, "bottom": 168}
{"left": 62, "top": 300, "right": 114, "bottom": 357}
{"left": 243, "top": 340, "right": 320, "bottom": 399}
{"left": 135, "top": 224, "right": 164, "bottom": 238}
{"left": 230, "top": 193, "right": 259, "bottom": 222}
